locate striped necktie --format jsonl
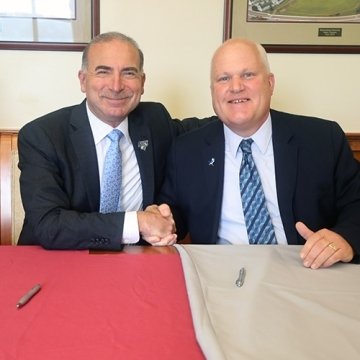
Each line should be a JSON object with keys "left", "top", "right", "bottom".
{"left": 239, "top": 139, "right": 277, "bottom": 244}
{"left": 100, "top": 129, "right": 123, "bottom": 213}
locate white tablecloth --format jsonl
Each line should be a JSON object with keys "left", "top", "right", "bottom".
{"left": 175, "top": 244, "right": 360, "bottom": 360}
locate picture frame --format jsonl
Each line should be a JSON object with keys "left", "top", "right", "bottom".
{"left": 223, "top": 0, "right": 360, "bottom": 53}
{"left": 0, "top": 0, "right": 100, "bottom": 51}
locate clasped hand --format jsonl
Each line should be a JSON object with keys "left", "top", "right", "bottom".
{"left": 296, "top": 221, "right": 354, "bottom": 269}
{"left": 138, "top": 204, "right": 177, "bottom": 246}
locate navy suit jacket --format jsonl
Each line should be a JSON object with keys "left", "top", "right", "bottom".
{"left": 17, "top": 100, "right": 202, "bottom": 250}
{"left": 159, "top": 110, "right": 360, "bottom": 261}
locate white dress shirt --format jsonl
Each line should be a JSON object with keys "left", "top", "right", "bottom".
{"left": 87, "top": 104, "right": 142, "bottom": 244}
{"left": 217, "top": 115, "right": 287, "bottom": 244}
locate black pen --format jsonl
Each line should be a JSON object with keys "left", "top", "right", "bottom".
{"left": 16, "top": 284, "right": 42, "bottom": 308}
{"left": 235, "top": 267, "right": 246, "bottom": 287}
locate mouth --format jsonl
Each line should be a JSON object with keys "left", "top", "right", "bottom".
{"left": 105, "top": 96, "right": 131, "bottom": 101}
{"left": 228, "top": 98, "right": 250, "bottom": 104}
{"left": 101, "top": 92, "right": 133, "bottom": 102}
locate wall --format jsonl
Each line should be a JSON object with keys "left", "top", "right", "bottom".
{"left": 0, "top": 0, "right": 359, "bottom": 131}
{"left": 269, "top": 53, "right": 360, "bottom": 131}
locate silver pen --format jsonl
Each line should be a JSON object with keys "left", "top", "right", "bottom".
{"left": 235, "top": 267, "right": 246, "bottom": 287}
{"left": 16, "top": 284, "right": 42, "bottom": 308}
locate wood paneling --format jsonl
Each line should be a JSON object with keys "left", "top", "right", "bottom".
{"left": 346, "top": 133, "right": 360, "bottom": 161}
{"left": 1, "top": 131, "right": 359, "bottom": 245}
{"left": 0, "top": 131, "right": 18, "bottom": 245}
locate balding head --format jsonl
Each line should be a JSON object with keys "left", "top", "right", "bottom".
{"left": 210, "top": 37, "right": 275, "bottom": 137}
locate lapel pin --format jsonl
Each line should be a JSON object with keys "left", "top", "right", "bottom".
{"left": 208, "top": 158, "right": 215, "bottom": 166}
{"left": 138, "top": 140, "right": 149, "bottom": 151}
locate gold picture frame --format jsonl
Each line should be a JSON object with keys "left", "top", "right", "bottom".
{"left": 0, "top": 0, "right": 99, "bottom": 51}
{"left": 224, "top": 0, "right": 360, "bottom": 53}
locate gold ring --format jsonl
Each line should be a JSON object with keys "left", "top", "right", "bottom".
{"left": 328, "top": 242, "right": 337, "bottom": 251}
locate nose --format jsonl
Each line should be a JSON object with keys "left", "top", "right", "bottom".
{"left": 229, "top": 75, "right": 244, "bottom": 92}
{"left": 109, "top": 72, "right": 124, "bottom": 92}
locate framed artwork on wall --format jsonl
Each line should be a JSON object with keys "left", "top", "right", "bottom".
{"left": 0, "top": 0, "right": 99, "bottom": 51}
{"left": 223, "top": 0, "right": 360, "bottom": 53}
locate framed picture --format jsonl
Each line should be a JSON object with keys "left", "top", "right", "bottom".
{"left": 0, "top": 0, "right": 99, "bottom": 51}
{"left": 224, "top": 0, "right": 360, "bottom": 53}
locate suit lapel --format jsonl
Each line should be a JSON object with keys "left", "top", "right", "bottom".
{"left": 128, "top": 113, "right": 154, "bottom": 207}
{"left": 69, "top": 102, "right": 101, "bottom": 210}
{"left": 271, "top": 110, "right": 299, "bottom": 244}
{"left": 201, "top": 121, "right": 225, "bottom": 241}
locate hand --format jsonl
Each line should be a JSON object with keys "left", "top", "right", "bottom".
{"left": 137, "top": 204, "right": 177, "bottom": 246}
{"left": 143, "top": 233, "right": 178, "bottom": 246}
{"left": 296, "top": 221, "right": 354, "bottom": 269}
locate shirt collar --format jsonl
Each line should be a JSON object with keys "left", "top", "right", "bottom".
{"left": 224, "top": 114, "right": 273, "bottom": 157}
{"left": 86, "top": 102, "right": 131, "bottom": 145}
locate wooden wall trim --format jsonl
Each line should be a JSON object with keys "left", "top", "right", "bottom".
{"left": 346, "top": 133, "right": 360, "bottom": 161}
{"left": 0, "top": 130, "right": 359, "bottom": 245}
{"left": 0, "top": 131, "right": 18, "bottom": 245}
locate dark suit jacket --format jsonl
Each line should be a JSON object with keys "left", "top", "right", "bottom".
{"left": 159, "top": 109, "right": 360, "bottom": 261}
{"left": 17, "top": 100, "right": 203, "bottom": 250}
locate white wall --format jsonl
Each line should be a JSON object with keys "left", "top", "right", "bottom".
{"left": 269, "top": 53, "right": 360, "bottom": 131}
{"left": 0, "top": 0, "right": 359, "bottom": 131}
{"left": 100, "top": 0, "right": 223, "bottom": 120}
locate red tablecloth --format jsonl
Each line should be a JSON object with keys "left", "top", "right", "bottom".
{"left": 0, "top": 246, "right": 204, "bottom": 360}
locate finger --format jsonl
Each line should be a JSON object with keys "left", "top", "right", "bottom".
{"left": 319, "top": 251, "right": 340, "bottom": 268}
{"left": 145, "top": 205, "right": 161, "bottom": 214}
{"left": 153, "top": 237, "right": 176, "bottom": 246}
{"left": 144, "top": 234, "right": 176, "bottom": 245}
{"left": 307, "top": 244, "right": 339, "bottom": 269}
{"left": 296, "top": 222, "right": 323, "bottom": 262}
{"left": 295, "top": 221, "right": 314, "bottom": 241}
{"left": 143, "top": 236, "right": 162, "bottom": 244}
{"left": 301, "top": 230, "right": 339, "bottom": 269}
{"left": 296, "top": 221, "right": 314, "bottom": 260}
{"left": 158, "top": 203, "right": 172, "bottom": 218}
{"left": 152, "top": 234, "right": 177, "bottom": 246}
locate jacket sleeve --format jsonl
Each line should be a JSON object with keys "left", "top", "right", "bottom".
{"left": 18, "top": 119, "right": 126, "bottom": 251}
{"left": 329, "top": 123, "right": 360, "bottom": 263}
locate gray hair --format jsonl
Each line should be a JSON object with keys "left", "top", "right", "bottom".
{"left": 81, "top": 31, "right": 144, "bottom": 71}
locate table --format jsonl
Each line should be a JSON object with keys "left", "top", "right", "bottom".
{"left": 2, "top": 245, "right": 360, "bottom": 360}
{"left": 0, "top": 246, "right": 204, "bottom": 360}
{"left": 176, "top": 244, "right": 360, "bottom": 360}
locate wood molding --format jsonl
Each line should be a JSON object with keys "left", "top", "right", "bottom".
{"left": 0, "top": 130, "right": 359, "bottom": 245}
{"left": 0, "top": 131, "right": 18, "bottom": 245}
{"left": 346, "top": 133, "right": 360, "bottom": 161}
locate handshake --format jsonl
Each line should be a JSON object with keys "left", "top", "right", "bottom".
{"left": 137, "top": 204, "right": 177, "bottom": 246}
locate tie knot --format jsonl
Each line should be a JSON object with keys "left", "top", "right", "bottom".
{"left": 239, "top": 138, "right": 253, "bottom": 154}
{"left": 107, "top": 129, "right": 122, "bottom": 142}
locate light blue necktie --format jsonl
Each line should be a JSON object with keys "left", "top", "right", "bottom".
{"left": 100, "top": 129, "right": 123, "bottom": 213}
{"left": 239, "top": 139, "right": 277, "bottom": 244}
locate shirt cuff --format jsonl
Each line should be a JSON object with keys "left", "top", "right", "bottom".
{"left": 122, "top": 211, "right": 140, "bottom": 244}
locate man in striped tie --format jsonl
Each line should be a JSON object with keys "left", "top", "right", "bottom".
{"left": 157, "top": 38, "right": 360, "bottom": 269}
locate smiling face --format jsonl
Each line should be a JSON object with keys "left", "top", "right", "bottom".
{"left": 78, "top": 39, "right": 145, "bottom": 127}
{"left": 210, "top": 39, "right": 275, "bottom": 137}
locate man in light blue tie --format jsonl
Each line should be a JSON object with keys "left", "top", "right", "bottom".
{"left": 18, "top": 32, "right": 208, "bottom": 250}
{"left": 157, "top": 38, "right": 360, "bottom": 269}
